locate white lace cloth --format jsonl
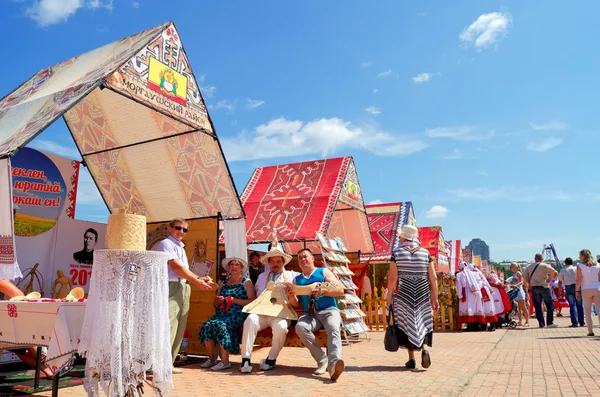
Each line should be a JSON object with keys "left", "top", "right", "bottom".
{"left": 79, "top": 249, "right": 172, "bottom": 396}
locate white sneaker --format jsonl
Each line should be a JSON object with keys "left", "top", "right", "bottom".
{"left": 313, "top": 361, "right": 328, "bottom": 375}
{"left": 211, "top": 362, "right": 232, "bottom": 371}
{"left": 547, "top": 323, "right": 559, "bottom": 328}
{"left": 240, "top": 361, "right": 252, "bottom": 373}
{"left": 259, "top": 358, "right": 275, "bottom": 371}
{"left": 201, "top": 359, "right": 218, "bottom": 368}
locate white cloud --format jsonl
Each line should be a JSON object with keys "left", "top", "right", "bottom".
{"left": 197, "top": 74, "right": 206, "bottom": 83}
{"left": 530, "top": 120, "right": 567, "bottom": 131}
{"left": 208, "top": 100, "right": 234, "bottom": 112}
{"left": 425, "top": 126, "right": 494, "bottom": 142}
{"left": 365, "top": 106, "right": 381, "bottom": 116}
{"left": 201, "top": 85, "right": 216, "bottom": 98}
{"left": 246, "top": 99, "right": 265, "bottom": 109}
{"left": 526, "top": 137, "right": 563, "bottom": 152}
{"left": 132, "top": 1, "right": 140, "bottom": 8}
{"left": 476, "top": 170, "right": 489, "bottom": 178}
{"left": 368, "top": 199, "right": 383, "bottom": 205}
{"left": 88, "top": 0, "right": 112, "bottom": 9}
{"left": 442, "top": 148, "right": 463, "bottom": 160}
{"left": 459, "top": 12, "right": 512, "bottom": 51}
{"left": 425, "top": 205, "right": 448, "bottom": 219}
{"left": 360, "top": 61, "right": 373, "bottom": 68}
{"left": 377, "top": 69, "right": 393, "bottom": 78}
{"left": 29, "top": 139, "right": 80, "bottom": 159}
{"left": 372, "top": 88, "right": 379, "bottom": 94}
{"left": 26, "top": 0, "right": 82, "bottom": 26}
{"left": 222, "top": 117, "right": 429, "bottom": 161}
{"left": 412, "top": 72, "right": 439, "bottom": 84}
{"left": 25, "top": 0, "right": 112, "bottom": 27}
{"left": 447, "top": 186, "right": 573, "bottom": 202}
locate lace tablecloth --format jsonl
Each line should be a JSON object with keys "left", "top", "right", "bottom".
{"left": 79, "top": 249, "right": 172, "bottom": 397}
{"left": 0, "top": 300, "right": 86, "bottom": 373}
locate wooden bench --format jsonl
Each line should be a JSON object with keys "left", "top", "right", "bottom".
{"left": 255, "top": 326, "right": 328, "bottom": 348}
{"left": 252, "top": 307, "right": 328, "bottom": 348}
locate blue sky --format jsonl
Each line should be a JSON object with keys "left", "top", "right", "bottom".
{"left": 3, "top": 0, "right": 599, "bottom": 262}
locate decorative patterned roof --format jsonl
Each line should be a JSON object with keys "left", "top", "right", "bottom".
{"left": 362, "top": 201, "right": 415, "bottom": 263}
{"left": 0, "top": 22, "right": 243, "bottom": 221}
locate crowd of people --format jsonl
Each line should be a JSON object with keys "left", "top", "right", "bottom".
{"left": 455, "top": 250, "right": 600, "bottom": 336}
{"left": 6, "top": 217, "right": 598, "bottom": 382}
{"left": 155, "top": 218, "right": 348, "bottom": 380}
{"left": 159, "top": 221, "right": 439, "bottom": 376}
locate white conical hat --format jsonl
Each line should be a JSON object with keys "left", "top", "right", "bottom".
{"left": 259, "top": 229, "right": 292, "bottom": 266}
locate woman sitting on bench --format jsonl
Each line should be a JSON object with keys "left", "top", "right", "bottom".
{"left": 198, "top": 257, "right": 256, "bottom": 371}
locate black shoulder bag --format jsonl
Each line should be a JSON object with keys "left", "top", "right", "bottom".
{"left": 384, "top": 303, "right": 399, "bottom": 352}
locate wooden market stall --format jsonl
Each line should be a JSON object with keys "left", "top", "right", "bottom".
{"left": 0, "top": 21, "right": 245, "bottom": 356}
{"left": 225, "top": 156, "right": 376, "bottom": 342}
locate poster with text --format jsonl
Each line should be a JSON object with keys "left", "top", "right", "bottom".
{"left": 12, "top": 147, "right": 82, "bottom": 297}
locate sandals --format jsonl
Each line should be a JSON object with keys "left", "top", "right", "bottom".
{"left": 588, "top": 332, "right": 595, "bottom": 337}
{"left": 421, "top": 350, "right": 431, "bottom": 369}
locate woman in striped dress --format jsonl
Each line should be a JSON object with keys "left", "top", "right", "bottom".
{"left": 386, "top": 225, "right": 440, "bottom": 369}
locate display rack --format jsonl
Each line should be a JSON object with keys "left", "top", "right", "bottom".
{"left": 316, "top": 232, "right": 369, "bottom": 340}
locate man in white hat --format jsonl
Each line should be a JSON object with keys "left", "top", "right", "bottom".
{"left": 240, "top": 238, "right": 299, "bottom": 373}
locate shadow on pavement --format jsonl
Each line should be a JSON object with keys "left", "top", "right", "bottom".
{"left": 346, "top": 365, "right": 426, "bottom": 373}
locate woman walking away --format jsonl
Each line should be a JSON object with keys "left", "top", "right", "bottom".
{"left": 509, "top": 262, "right": 529, "bottom": 327}
{"left": 576, "top": 249, "right": 600, "bottom": 336}
{"left": 386, "top": 225, "right": 439, "bottom": 369}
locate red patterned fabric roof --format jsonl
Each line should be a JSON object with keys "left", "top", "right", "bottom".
{"left": 418, "top": 226, "right": 450, "bottom": 272}
{"left": 242, "top": 157, "right": 349, "bottom": 242}
{"left": 360, "top": 202, "right": 401, "bottom": 263}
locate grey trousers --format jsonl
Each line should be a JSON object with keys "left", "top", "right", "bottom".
{"left": 295, "top": 308, "right": 342, "bottom": 368}
{"left": 169, "top": 281, "right": 191, "bottom": 364}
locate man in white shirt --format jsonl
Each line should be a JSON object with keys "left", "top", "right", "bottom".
{"left": 559, "top": 257, "right": 584, "bottom": 327}
{"left": 240, "top": 238, "right": 298, "bottom": 373}
{"left": 153, "top": 218, "right": 212, "bottom": 373}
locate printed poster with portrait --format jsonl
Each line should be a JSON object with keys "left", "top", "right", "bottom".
{"left": 11, "top": 147, "right": 105, "bottom": 296}
{"left": 51, "top": 217, "right": 106, "bottom": 296}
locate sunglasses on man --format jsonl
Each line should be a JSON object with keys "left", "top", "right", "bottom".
{"left": 173, "top": 225, "right": 188, "bottom": 233}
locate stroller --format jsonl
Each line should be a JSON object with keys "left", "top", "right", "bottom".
{"left": 498, "top": 287, "right": 520, "bottom": 328}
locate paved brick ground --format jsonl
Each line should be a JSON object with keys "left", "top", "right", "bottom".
{"left": 30, "top": 315, "right": 600, "bottom": 397}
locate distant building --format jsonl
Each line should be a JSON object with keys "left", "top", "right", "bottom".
{"left": 466, "top": 238, "right": 490, "bottom": 262}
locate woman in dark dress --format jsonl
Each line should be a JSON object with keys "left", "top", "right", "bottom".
{"left": 386, "top": 225, "right": 439, "bottom": 369}
{"left": 199, "top": 257, "right": 256, "bottom": 370}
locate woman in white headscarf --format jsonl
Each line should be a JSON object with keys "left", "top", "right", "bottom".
{"left": 471, "top": 265, "right": 498, "bottom": 331}
{"left": 456, "top": 263, "right": 486, "bottom": 331}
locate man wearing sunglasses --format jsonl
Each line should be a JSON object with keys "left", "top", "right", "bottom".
{"left": 154, "top": 218, "right": 212, "bottom": 373}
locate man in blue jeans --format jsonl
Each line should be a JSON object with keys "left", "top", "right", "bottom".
{"left": 558, "top": 257, "right": 585, "bottom": 327}
{"left": 524, "top": 253, "right": 558, "bottom": 328}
